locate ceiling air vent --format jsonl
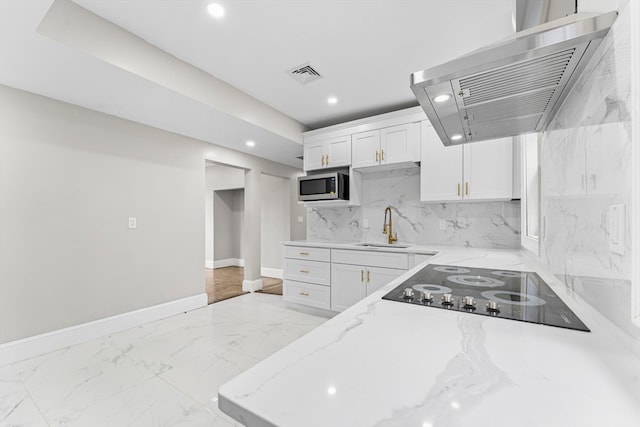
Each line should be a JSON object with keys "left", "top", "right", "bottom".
{"left": 288, "top": 63, "right": 322, "bottom": 85}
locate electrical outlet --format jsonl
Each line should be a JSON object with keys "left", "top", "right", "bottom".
{"left": 328, "top": 220, "right": 333, "bottom": 228}
{"left": 297, "top": 216, "right": 304, "bottom": 223}
{"left": 439, "top": 220, "right": 447, "bottom": 231}
{"left": 362, "top": 218, "right": 369, "bottom": 229}
{"left": 128, "top": 217, "right": 137, "bottom": 229}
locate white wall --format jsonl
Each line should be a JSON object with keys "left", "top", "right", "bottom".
{"left": 0, "top": 85, "right": 304, "bottom": 344}
{"left": 539, "top": 1, "right": 638, "bottom": 339}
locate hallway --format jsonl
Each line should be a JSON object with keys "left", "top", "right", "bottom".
{"left": 205, "top": 267, "right": 282, "bottom": 304}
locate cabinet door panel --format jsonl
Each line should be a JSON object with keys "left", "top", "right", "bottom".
{"left": 352, "top": 130, "right": 381, "bottom": 169}
{"left": 303, "top": 141, "right": 325, "bottom": 171}
{"left": 420, "top": 121, "right": 463, "bottom": 201}
{"left": 331, "top": 263, "right": 366, "bottom": 312}
{"left": 380, "top": 123, "right": 419, "bottom": 165}
{"left": 326, "top": 135, "right": 352, "bottom": 168}
{"left": 366, "top": 267, "right": 406, "bottom": 296}
{"left": 464, "top": 137, "right": 513, "bottom": 200}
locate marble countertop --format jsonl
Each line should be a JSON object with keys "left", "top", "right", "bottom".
{"left": 219, "top": 247, "right": 640, "bottom": 427}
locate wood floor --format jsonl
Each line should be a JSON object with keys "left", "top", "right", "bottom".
{"left": 205, "top": 266, "right": 283, "bottom": 304}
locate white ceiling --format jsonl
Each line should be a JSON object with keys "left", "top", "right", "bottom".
{"left": 0, "top": 0, "right": 515, "bottom": 168}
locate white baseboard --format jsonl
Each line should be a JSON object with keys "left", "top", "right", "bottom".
{"left": 0, "top": 293, "right": 208, "bottom": 368}
{"left": 213, "top": 258, "right": 245, "bottom": 269}
{"left": 243, "top": 278, "right": 263, "bottom": 292}
{"left": 205, "top": 260, "right": 214, "bottom": 269}
{"left": 261, "top": 268, "right": 283, "bottom": 279}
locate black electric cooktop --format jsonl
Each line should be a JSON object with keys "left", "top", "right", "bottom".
{"left": 382, "top": 264, "right": 589, "bottom": 332}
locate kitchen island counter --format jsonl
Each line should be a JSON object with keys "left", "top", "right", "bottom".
{"left": 219, "top": 248, "right": 640, "bottom": 427}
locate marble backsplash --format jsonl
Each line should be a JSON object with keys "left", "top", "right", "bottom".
{"left": 540, "top": 0, "right": 637, "bottom": 338}
{"left": 307, "top": 168, "right": 521, "bottom": 249}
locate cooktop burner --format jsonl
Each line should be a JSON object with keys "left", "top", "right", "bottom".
{"left": 382, "top": 264, "right": 589, "bottom": 332}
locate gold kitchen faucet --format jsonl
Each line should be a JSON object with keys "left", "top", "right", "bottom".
{"left": 383, "top": 206, "right": 398, "bottom": 245}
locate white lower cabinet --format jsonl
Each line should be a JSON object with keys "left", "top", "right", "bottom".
{"left": 330, "top": 249, "right": 408, "bottom": 312}
{"left": 283, "top": 246, "right": 331, "bottom": 310}
{"left": 283, "top": 280, "right": 331, "bottom": 310}
{"left": 284, "top": 245, "right": 418, "bottom": 312}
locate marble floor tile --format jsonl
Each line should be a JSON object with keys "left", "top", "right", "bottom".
{"left": 1, "top": 293, "right": 333, "bottom": 426}
{"left": 0, "top": 381, "right": 48, "bottom": 427}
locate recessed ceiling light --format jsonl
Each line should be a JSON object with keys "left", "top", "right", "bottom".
{"left": 207, "top": 3, "right": 225, "bottom": 18}
{"left": 433, "top": 94, "right": 451, "bottom": 103}
{"left": 246, "top": 140, "right": 255, "bottom": 147}
{"left": 327, "top": 96, "right": 338, "bottom": 105}
{"left": 451, "top": 134, "right": 463, "bottom": 141}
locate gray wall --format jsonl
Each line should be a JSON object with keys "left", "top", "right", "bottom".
{"left": 0, "top": 85, "right": 303, "bottom": 344}
{"left": 205, "top": 164, "right": 244, "bottom": 265}
{"left": 213, "top": 189, "right": 244, "bottom": 261}
{"left": 261, "top": 174, "right": 289, "bottom": 270}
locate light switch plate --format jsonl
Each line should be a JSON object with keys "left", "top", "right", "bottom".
{"left": 297, "top": 216, "right": 304, "bottom": 223}
{"left": 128, "top": 217, "right": 137, "bottom": 229}
{"left": 608, "top": 204, "right": 625, "bottom": 254}
{"left": 362, "top": 218, "right": 369, "bottom": 229}
{"left": 439, "top": 220, "right": 447, "bottom": 231}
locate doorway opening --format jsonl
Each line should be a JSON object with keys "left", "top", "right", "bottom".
{"left": 204, "top": 162, "right": 286, "bottom": 303}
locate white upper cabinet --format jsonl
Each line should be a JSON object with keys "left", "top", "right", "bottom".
{"left": 352, "top": 122, "right": 420, "bottom": 170}
{"left": 420, "top": 121, "right": 514, "bottom": 202}
{"left": 351, "top": 130, "right": 380, "bottom": 169}
{"left": 303, "top": 107, "right": 426, "bottom": 173}
{"left": 303, "top": 135, "right": 351, "bottom": 171}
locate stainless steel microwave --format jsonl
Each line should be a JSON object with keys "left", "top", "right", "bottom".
{"left": 298, "top": 172, "right": 349, "bottom": 202}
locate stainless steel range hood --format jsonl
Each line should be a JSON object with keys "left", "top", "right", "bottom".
{"left": 410, "top": 9, "right": 617, "bottom": 146}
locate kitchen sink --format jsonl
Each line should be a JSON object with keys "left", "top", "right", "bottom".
{"left": 355, "top": 242, "right": 411, "bottom": 249}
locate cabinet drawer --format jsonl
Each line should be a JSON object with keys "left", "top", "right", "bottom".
{"left": 283, "top": 280, "right": 331, "bottom": 310}
{"left": 283, "top": 259, "right": 330, "bottom": 286}
{"left": 331, "top": 249, "right": 408, "bottom": 270}
{"left": 284, "top": 245, "right": 331, "bottom": 262}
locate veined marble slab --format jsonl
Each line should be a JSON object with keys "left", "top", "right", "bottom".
{"left": 219, "top": 248, "right": 640, "bottom": 427}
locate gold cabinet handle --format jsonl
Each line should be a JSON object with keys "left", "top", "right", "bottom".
{"left": 457, "top": 183, "right": 461, "bottom": 196}
{"left": 381, "top": 150, "right": 385, "bottom": 161}
{"left": 299, "top": 252, "right": 309, "bottom": 256}
{"left": 326, "top": 154, "right": 329, "bottom": 165}
{"left": 361, "top": 270, "right": 364, "bottom": 282}
{"left": 321, "top": 155, "right": 325, "bottom": 166}
{"left": 299, "top": 269, "right": 309, "bottom": 274}
{"left": 299, "top": 292, "right": 309, "bottom": 297}
{"left": 465, "top": 182, "right": 469, "bottom": 196}
{"left": 367, "top": 270, "right": 371, "bottom": 282}
{"left": 375, "top": 150, "right": 379, "bottom": 162}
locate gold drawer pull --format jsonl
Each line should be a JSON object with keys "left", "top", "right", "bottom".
{"left": 457, "top": 183, "right": 461, "bottom": 196}
{"left": 299, "top": 292, "right": 310, "bottom": 297}
{"left": 465, "top": 182, "right": 469, "bottom": 195}
{"left": 367, "top": 270, "right": 371, "bottom": 282}
{"left": 375, "top": 150, "right": 379, "bottom": 162}
{"left": 321, "top": 155, "right": 325, "bottom": 166}
{"left": 381, "top": 150, "right": 385, "bottom": 161}
{"left": 326, "top": 154, "right": 329, "bottom": 165}
{"left": 299, "top": 269, "right": 310, "bottom": 274}
{"left": 361, "top": 270, "right": 364, "bottom": 282}
{"left": 299, "top": 252, "right": 309, "bottom": 256}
